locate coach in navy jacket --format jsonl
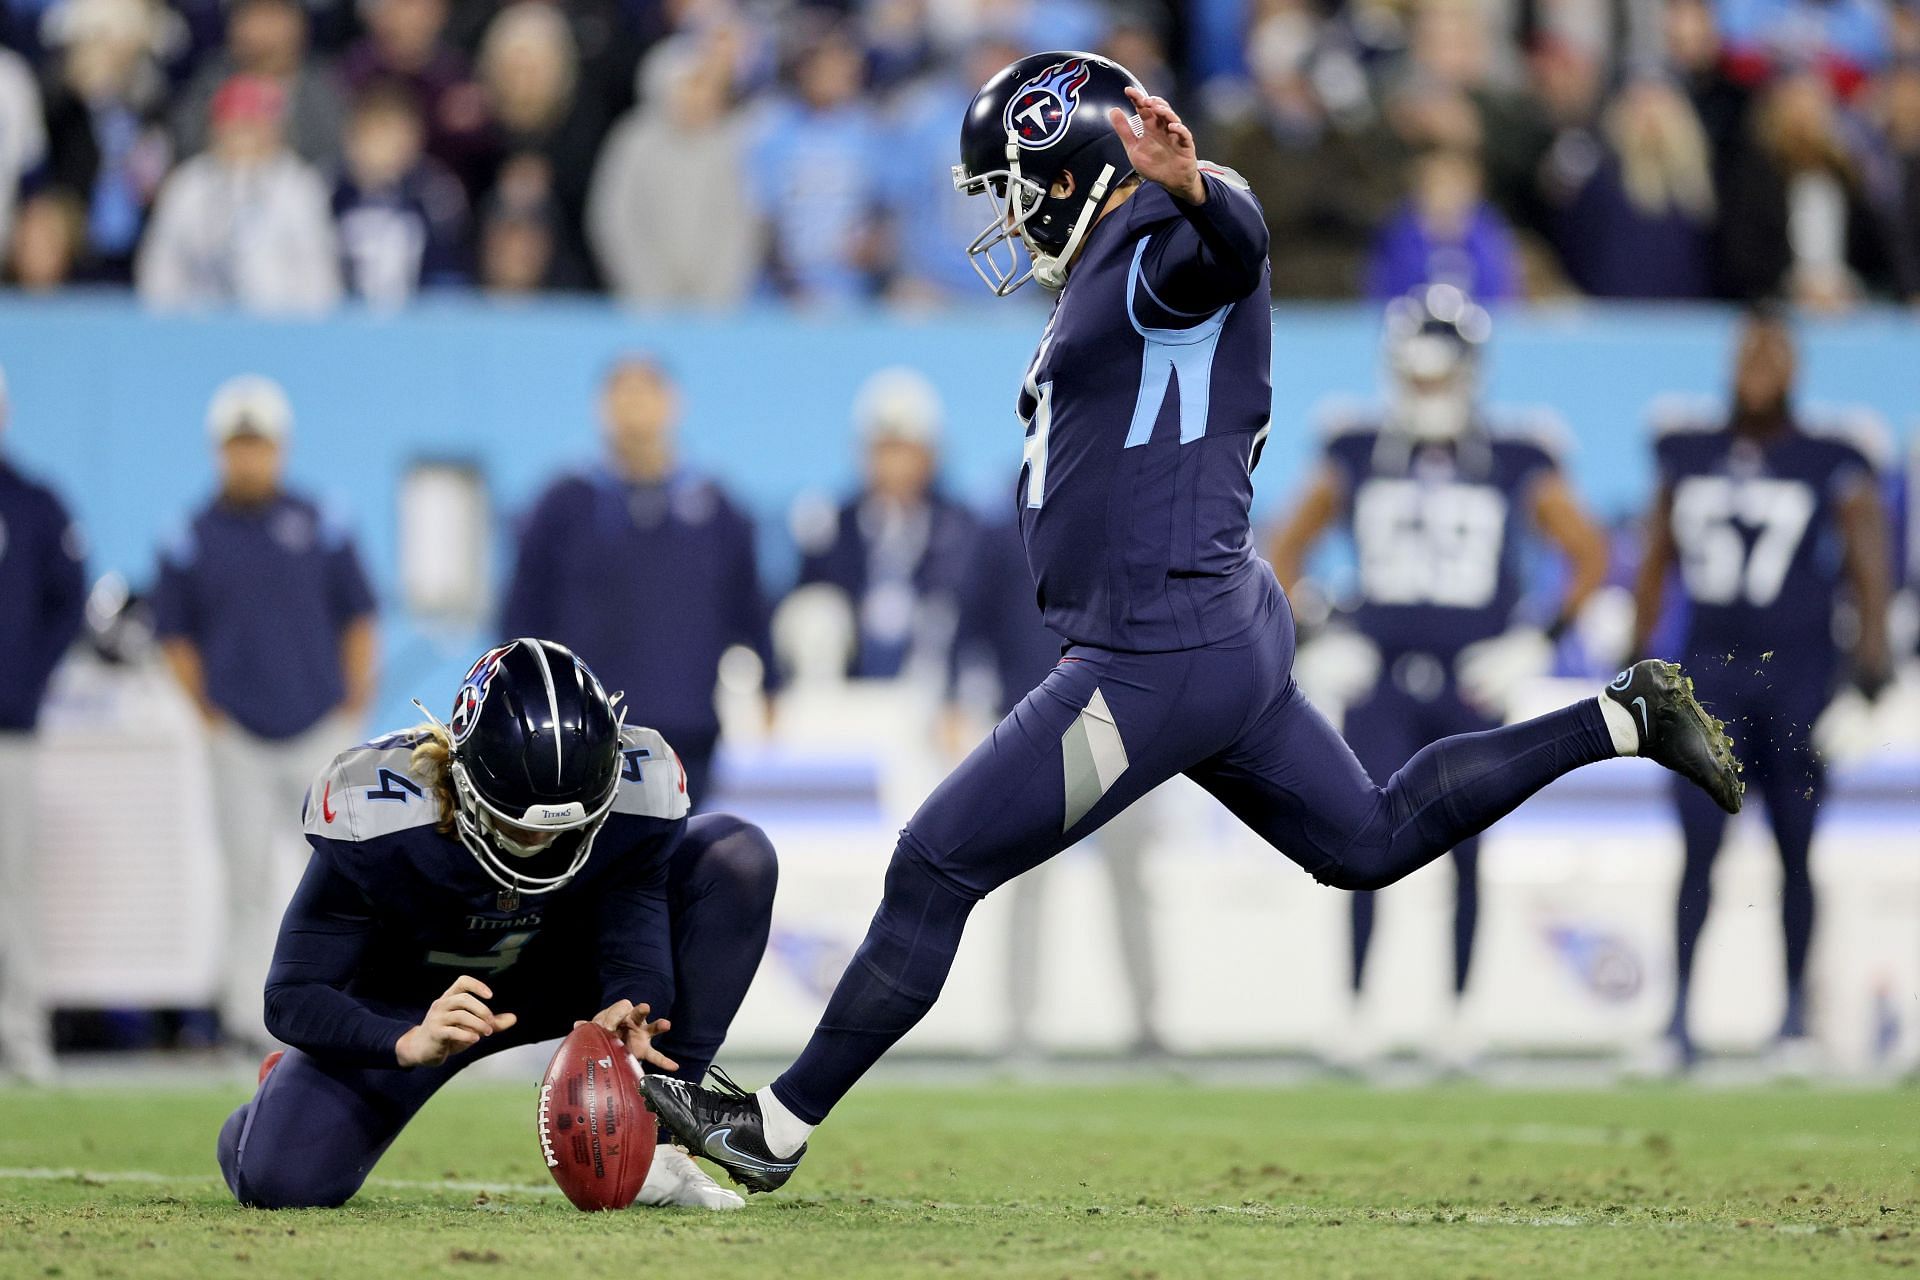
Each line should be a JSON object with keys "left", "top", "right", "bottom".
{"left": 0, "top": 366, "right": 87, "bottom": 1082}
{"left": 502, "top": 356, "right": 779, "bottom": 809}
{"left": 793, "top": 367, "right": 977, "bottom": 681}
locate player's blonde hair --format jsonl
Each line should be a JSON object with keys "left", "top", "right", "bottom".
{"left": 408, "top": 723, "right": 460, "bottom": 835}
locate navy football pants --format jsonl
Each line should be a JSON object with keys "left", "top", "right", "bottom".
{"left": 1669, "top": 651, "right": 1829, "bottom": 1040}
{"left": 217, "top": 814, "right": 776, "bottom": 1209}
{"left": 772, "top": 591, "right": 1616, "bottom": 1122}
{"left": 1343, "top": 673, "right": 1494, "bottom": 996}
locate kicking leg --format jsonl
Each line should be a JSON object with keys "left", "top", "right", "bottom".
{"left": 1191, "top": 676, "right": 1617, "bottom": 891}
{"left": 651, "top": 813, "right": 779, "bottom": 1083}
{"left": 642, "top": 642, "right": 1247, "bottom": 1190}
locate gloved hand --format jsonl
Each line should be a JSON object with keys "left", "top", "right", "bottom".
{"left": 1291, "top": 628, "right": 1382, "bottom": 711}
{"left": 1454, "top": 627, "right": 1556, "bottom": 718}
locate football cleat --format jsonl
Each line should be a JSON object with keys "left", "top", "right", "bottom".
{"left": 635, "top": 1146, "right": 745, "bottom": 1210}
{"left": 1606, "top": 660, "right": 1744, "bottom": 813}
{"left": 639, "top": 1069, "right": 805, "bottom": 1195}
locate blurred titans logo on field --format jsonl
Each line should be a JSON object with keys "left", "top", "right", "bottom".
{"left": 1004, "top": 58, "right": 1092, "bottom": 150}
{"left": 1542, "top": 920, "right": 1643, "bottom": 1001}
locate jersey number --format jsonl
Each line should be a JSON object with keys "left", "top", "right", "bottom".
{"left": 1671, "top": 476, "right": 1814, "bottom": 608}
{"left": 426, "top": 930, "right": 536, "bottom": 974}
{"left": 1353, "top": 479, "right": 1508, "bottom": 609}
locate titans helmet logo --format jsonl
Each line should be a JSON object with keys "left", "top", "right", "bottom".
{"left": 450, "top": 643, "right": 512, "bottom": 744}
{"left": 1003, "top": 58, "right": 1092, "bottom": 150}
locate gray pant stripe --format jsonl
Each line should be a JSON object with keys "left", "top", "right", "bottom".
{"left": 1061, "top": 686, "right": 1129, "bottom": 831}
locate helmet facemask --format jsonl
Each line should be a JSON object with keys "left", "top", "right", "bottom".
{"left": 447, "top": 756, "right": 620, "bottom": 901}
{"left": 954, "top": 131, "right": 1119, "bottom": 295}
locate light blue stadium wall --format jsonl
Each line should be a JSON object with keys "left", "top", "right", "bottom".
{"left": 1, "top": 296, "right": 1911, "bottom": 725}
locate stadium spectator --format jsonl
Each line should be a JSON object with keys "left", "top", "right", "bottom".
{"left": 475, "top": 2, "right": 610, "bottom": 290}
{"left": 0, "top": 365, "right": 88, "bottom": 1084}
{"left": 39, "top": 0, "right": 172, "bottom": 283}
{"left": 1716, "top": 68, "right": 1886, "bottom": 307}
{"left": 136, "top": 74, "right": 342, "bottom": 313}
{"left": 881, "top": 34, "right": 1025, "bottom": 303}
{"left": 339, "top": 0, "right": 492, "bottom": 195}
{"left": 0, "top": 43, "right": 44, "bottom": 258}
{"left": 152, "top": 376, "right": 377, "bottom": 1050}
{"left": 744, "top": 16, "right": 889, "bottom": 303}
{"left": 1367, "top": 138, "right": 1523, "bottom": 300}
{"left": 588, "top": 31, "right": 755, "bottom": 306}
{"left": 5, "top": 191, "right": 85, "bottom": 291}
{"left": 1868, "top": 56, "right": 1920, "bottom": 299}
{"left": 1542, "top": 75, "right": 1719, "bottom": 298}
{"left": 333, "top": 82, "right": 470, "bottom": 305}
{"left": 792, "top": 368, "right": 976, "bottom": 680}
{"left": 1631, "top": 310, "right": 1894, "bottom": 1071}
{"left": 501, "top": 356, "right": 778, "bottom": 809}
{"left": 170, "top": 0, "right": 345, "bottom": 171}
{"left": 1212, "top": 3, "right": 1407, "bottom": 298}
{"left": 475, "top": 173, "right": 570, "bottom": 293}
{"left": 1666, "top": 0, "right": 1756, "bottom": 162}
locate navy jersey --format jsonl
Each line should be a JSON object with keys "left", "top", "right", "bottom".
{"left": 0, "top": 459, "right": 87, "bottom": 729}
{"left": 1015, "top": 169, "right": 1276, "bottom": 652}
{"left": 275, "top": 723, "right": 690, "bottom": 1065}
{"left": 1323, "top": 411, "right": 1564, "bottom": 658}
{"left": 950, "top": 515, "right": 1064, "bottom": 716}
{"left": 502, "top": 469, "right": 777, "bottom": 742}
{"left": 152, "top": 491, "right": 376, "bottom": 740}
{"left": 1653, "top": 402, "right": 1879, "bottom": 661}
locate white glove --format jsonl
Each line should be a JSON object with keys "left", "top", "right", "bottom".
{"left": 1454, "top": 627, "right": 1555, "bottom": 718}
{"left": 1292, "top": 629, "right": 1382, "bottom": 711}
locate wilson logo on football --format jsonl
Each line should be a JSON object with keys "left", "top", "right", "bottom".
{"left": 1003, "top": 58, "right": 1091, "bottom": 150}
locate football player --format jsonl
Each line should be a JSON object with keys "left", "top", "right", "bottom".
{"left": 1268, "top": 286, "right": 1609, "bottom": 1058}
{"left": 1632, "top": 308, "right": 1893, "bottom": 1070}
{"left": 216, "top": 639, "right": 776, "bottom": 1210}
{"left": 642, "top": 52, "right": 1742, "bottom": 1192}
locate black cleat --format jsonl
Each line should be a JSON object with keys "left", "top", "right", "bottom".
{"left": 639, "top": 1068, "right": 805, "bottom": 1194}
{"left": 1606, "top": 660, "right": 1744, "bottom": 814}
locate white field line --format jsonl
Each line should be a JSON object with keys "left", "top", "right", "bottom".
{"left": 0, "top": 1167, "right": 1887, "bottom": 1235}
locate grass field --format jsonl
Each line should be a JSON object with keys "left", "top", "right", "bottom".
{"left": 0, "top": 1080, "right": 1915, "bottom": 1278}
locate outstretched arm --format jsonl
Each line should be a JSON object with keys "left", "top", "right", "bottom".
{"left": 1109, "top": 86, "right": 1269, "bottom": 314}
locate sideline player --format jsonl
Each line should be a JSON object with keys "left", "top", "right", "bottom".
{"left": 643, "top": 52, "right": 1743, "bottom": 1191}
{"left": 1268, "top": 287, "right": 1608, "bottom": 1055}
{"left": 1632, "top": 309, "right": 1893, "bottom": 1069}
{"left": 216, "top": 639, "right": 776, "bottom": 1210}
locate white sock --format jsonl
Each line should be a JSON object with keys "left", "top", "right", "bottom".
{"left": 756, "top": 1086, "right": 814, "bottom": 1158}
{"left": 1597, "top": 695, "right": 1640, "bottom": 757}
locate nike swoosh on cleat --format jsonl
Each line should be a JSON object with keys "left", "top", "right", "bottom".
{"left": 1631, "top": 696, "right": 1650, "bottom": 741}
{"left": 702, "top": 1127, "right": 799, "bottom": 1175}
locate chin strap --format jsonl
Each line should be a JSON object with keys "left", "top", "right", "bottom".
{"left": 1027, "top": 163, "right": 1117, "bottom": 292}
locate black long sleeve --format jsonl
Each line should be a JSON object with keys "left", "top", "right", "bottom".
{"left": 262, "top": 842, "right": 417, "bottom": 1067}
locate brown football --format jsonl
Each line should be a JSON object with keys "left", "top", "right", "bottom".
{"left": 537, "top": 1022, "right": 656, "bottom": 1211}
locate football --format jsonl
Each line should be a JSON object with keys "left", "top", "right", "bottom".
{"left": 537, "top": 1022, "right": 656, "bottom": 1211}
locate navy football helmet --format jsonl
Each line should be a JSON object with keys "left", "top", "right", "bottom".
{"left": 1383, "top": 283, "right": 1492, "bottom": 442}
{"left": 953, "top": 51, "right": 1143, "bottom": 294}
{"left": 425, "top": 638, "right": 624, "bottom": 902}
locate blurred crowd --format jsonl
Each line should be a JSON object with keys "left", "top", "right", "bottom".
{"left": 0, "top": 0, "right": 1917, "bottom": 310}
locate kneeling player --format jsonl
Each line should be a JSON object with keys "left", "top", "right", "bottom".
{"left": 217, "top": 639, "right": 775, "bottom": 1210}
